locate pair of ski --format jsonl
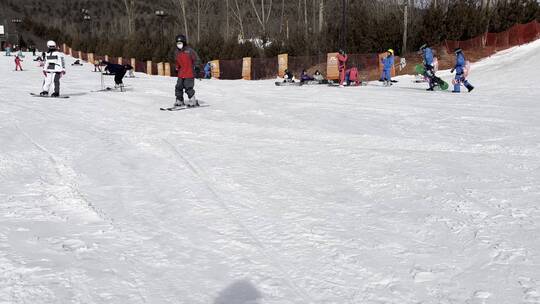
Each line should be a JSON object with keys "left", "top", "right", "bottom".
{"left": 160, "top": 104, "right": 208, "bottom": 111}
{"left": 30, "top": 93, "right": 70, "bottom": 99}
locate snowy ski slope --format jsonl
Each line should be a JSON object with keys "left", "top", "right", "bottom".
{"left": 1, "top": 40, "right": 540, "bottom": 304}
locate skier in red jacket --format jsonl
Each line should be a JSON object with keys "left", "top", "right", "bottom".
{"left": 15, "top": 55, "right": 23, "bottom": 71}
{"left": 174, "top": 34, "right": 201, "bottom": 108}
{"left": 337, "top": 49, "right": 348, "bottom": 86}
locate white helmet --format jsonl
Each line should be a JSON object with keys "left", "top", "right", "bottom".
{"left": 47, "top": 40, "right": 56, "bottom": 48}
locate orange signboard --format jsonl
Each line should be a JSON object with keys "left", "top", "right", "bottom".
{"left": 211, "top": 60, "right": 220, "bottom": 79}
{"left": 326, "top": 52, "right": 339, "bottom": 80}
{"left": 278, "top": 54, "right": 288, "bottom": 78}
{"left": 242, "top": 57, "right": 252, "bottom": 80}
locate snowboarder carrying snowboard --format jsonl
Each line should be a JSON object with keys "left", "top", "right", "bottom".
{"left": 381, "top": 49, "right": 394, "bottom": 86}
{"left": 420, "top": 44, "right": 436, "bottom": 91}
{"left": 451, "top": 48, "right": 474, "bottom": 93}
{"left": 337, "top": 49, "right": 348, "bottom": 87}
{"left": 40, "top": 40, "right": 66, "bottom": 97}
{"left": 174, "top": 34, "right": 201, "bottom": 107}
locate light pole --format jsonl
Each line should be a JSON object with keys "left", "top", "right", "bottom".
{"left": 11, "top": 18, "right": 21, "bottom": 48}
{"left": 155, "top": 10, "right": 167, "bottom": 61}
{"left": 340, "top": 0, "right": 347, "bottom": 51}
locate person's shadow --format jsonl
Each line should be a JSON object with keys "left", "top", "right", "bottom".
{"left": 213, "top": 279, "right": 262, "bottom": 304}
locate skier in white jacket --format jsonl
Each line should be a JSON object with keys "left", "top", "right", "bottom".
{"left": 40, "top": 40, "right": 66, "bottom": 97}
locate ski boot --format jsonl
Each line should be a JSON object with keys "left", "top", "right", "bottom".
{"left": 40, "top": 91, "right": 48, "bottom": 96}
{"left": 174, "top": 98, "right": 185, "bottom": 108}
{"left": 51, "top": 92, "right": 59, "bottom": 98}
{"left": 187, "top": 97, "right": 199, "bottom": 108}
{"left": 465, "top": 83, "right": 474, "bottom": 92}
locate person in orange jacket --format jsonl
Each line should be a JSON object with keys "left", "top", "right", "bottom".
{"left": 337, "top": 49, "right": 348, "bottom": 86}
{"left": 15, "top": 55, "right": 23, "bottom": 71}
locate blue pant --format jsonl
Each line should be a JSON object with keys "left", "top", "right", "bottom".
{"left": 383, "top": 69, "right": 391, "bottom": 81}
{"left": 453, "top": 74, "right": 472, "bottom": 92}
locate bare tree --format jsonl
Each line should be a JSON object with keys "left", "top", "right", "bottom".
{"left": 402, "top": 0, "right": 409, "bottom": 54}
{"left": 171, "top": 0, "right": 190, "bottom": 38}
{"left": 250, "top": 0, "right": 273, "bottom": 35}
{"left": 318, "top": 0, "right": 324, "bottom": 33}
{"left": 122, "top": 0, "right": 135, "bottom": 35}
{"left": 231, "top": 0, "right": 246, "bottom": 39}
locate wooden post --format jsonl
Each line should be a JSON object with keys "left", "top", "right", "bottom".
{"left": 118, "top": 57, "right": 123, "bottom": 65}
{"left": 131, "top": 58, "right": 136, "bottom": 68}
{"left": 211, "top": 60, "right": 220, "bottom": 79}
{"left": 157, "top": 62, "right": 164, "bottom": 76}
{"left": 62, "top": 43, "right": 67, "bottom": 53}
{"left": 278, "top": 53, "right": 288, "bottom": 77}
{"left": 78, "top": 51, "right": 82, "bottom": 59}
{"left": 147, "top": 61, "right": 153, "bottom": 75}
{"left": 105, "top": 55, "right": 109, "bottom": 62}
{"left": 164, "top": 63, "right": 171, "bottom": 76}
{"left": 242, "top": 57, "right": 252, "bottom": 80}
{"left": 88, "top": 53, "right": 94, "bottom": 64}
{"left": 326, "top": 52, "right": 339, "bottom": 81}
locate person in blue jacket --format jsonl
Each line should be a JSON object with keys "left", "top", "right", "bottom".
{"left": 204, "top": 62, "right": 212, "bottom": 79}
{"left": 420, "top": 44, "right": 437, "bottom": 91}
{"left": 381, "top": 49, "right": 395, "bottom": 86}
{"left": 451, "top": 48, "right": 474, "bottom": 93}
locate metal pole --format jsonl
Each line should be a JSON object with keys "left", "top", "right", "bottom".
{"left": 340, "top": 0, "right": 346, "bottom": 50}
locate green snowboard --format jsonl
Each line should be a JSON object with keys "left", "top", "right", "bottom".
{"left": 415, "top": 64, "right": 449, "bottom": 90}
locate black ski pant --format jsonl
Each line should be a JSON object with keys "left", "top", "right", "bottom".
{"left": 175, "top": 78, "right": 195, "bottom": 101}
{"left": 114, "top": 69, "right": 127, "bottom": 85}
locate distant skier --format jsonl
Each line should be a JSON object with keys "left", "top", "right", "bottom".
{"left": 174, "top": 34, "right": 201, "bottom": 107}
{"left": 14, "top": 55, "right": 23, "bottom": 71}
{"left": 419, "top": 44, "right": 436, "bottom": 91}
{"left": 94, "top": 59, "right": 103, "bottom": 72}
{"left": 204, "top": 62, "right": 212, "bottom": 79}
{"left": 101, "top": 61, "right": 133, "bottom": 88}
{"left": 40, "top": 40, "right": 66, "bottom": 97}
{"left": 451, "top": 48, "right": 474, "bottom": 93}
{"left": 381, "top": 49, "right": 394, "bottom": 86}
{"left": 337, "top": 49, "right": 348, "bottom": 86}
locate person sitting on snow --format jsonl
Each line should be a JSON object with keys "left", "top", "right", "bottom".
{"left": 300, "top": 70, "right": 314, "bottom": 83}
{"left": 313, "top": 70, "right": 325, "bottom": 82}
{"left": 283, "top": 69, "right": 295, "bottom": 83}
{"left": 381, "top": 49, "right": 394, "bottom": 86}
{"left": 346, "top": 67, "right": 361, "bottom": 86}
{"left": 451, "top": 48, "right": 474, "bottom": 93}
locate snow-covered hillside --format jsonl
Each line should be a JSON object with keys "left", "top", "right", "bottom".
{"left": 1, "top": 41, "right": 540, "bottom": 304}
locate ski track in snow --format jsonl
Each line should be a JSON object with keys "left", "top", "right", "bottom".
{"left": 1, "top": 41, "right": 540, "bottom": 303}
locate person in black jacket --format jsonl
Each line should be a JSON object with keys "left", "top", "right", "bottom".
{"left": 101, "top": 61, "right": 133, "bottom": 87}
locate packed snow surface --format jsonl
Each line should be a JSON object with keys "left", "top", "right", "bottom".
{"left": 1, "top": 41, "right": 540, "bottom": 304}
